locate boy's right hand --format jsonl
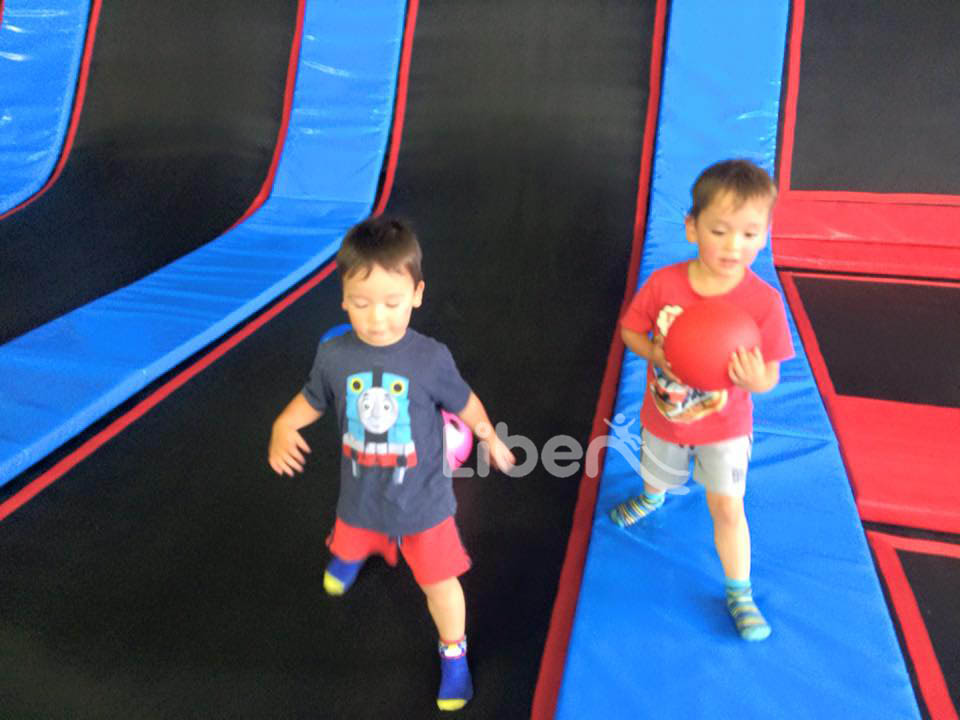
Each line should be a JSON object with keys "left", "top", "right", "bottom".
{"left": 651, "top": 341, "right": 681, "bottom": 383}
{"left": 268, "top": 421, "right": 312, "bottom": 476}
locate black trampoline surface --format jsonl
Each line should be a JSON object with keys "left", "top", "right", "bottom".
{"left": 900, "top": 547, "right": 960, "bottom": 710}
{"left": 0, "top": 1, "right": 656, "bottom": 717}
{"left": 790, "top": 0, "right": 960, "bottom": 194}
{"left": 792, "top": 275, "right": 960, "bottom": 407}
{"left": 0, "top": 0, "right": 299, "bottom": 344}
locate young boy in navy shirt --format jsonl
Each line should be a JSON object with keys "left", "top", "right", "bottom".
{"left": 269, "top": 216, "right": 515, "bottom": 709}
{"left": 609, "top": 159, "right": 794, "bottom": 641}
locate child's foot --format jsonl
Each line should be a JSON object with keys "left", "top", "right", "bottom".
{"left": 609, "top": 491, "right": 665, "bottom": 527}
{"left": 323, "top": 556, "right": 365, "bottom": 596}
{"left": 726, "top": 582, "right": 771, "bottom": 641}
{"left": 437, "top": 638, "right": 473, "bottom": 711}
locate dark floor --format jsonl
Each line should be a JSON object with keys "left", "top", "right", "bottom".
{"left": 0, "top": 1, "right": 657, "bottom": 717}
{"left": 0, "top": 0, "right": 299, "bottom": 344}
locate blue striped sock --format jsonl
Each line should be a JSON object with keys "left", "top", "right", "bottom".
{"left": 725, "top": 578, "right": 771, "bottom": 641}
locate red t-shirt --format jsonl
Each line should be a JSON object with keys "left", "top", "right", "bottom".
{"left": 621, "top": 262, "right": 794, "bottom": 445}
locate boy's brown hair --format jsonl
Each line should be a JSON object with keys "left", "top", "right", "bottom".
{"left": 689, "top": 159, "right": 777, "bottom": 219}
{"left": 336, "top": 216, "right": 423, "bottom": 285}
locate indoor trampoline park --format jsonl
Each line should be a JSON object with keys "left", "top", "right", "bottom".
{"left": 0, "top": 1, "right": 958, "bottom": 718}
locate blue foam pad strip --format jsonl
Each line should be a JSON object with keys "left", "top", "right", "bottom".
{"left": 0, "top": 1, "right": 408, "bottom": 485}
{"left": 556, "top": 2, "right": 920, "bottom": 718}
{"left": 0, "top": 0, "right": 91, "bottom": 213}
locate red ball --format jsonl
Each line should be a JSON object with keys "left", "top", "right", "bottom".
{"left": 662, "top": 299, "right": 761, "bottom": 391}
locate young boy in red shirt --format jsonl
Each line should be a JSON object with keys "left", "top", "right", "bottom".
{"left": 609, "top": 159, "right": 794, "bottom": 641}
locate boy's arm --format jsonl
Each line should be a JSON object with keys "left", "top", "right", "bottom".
{"left": 621, "top": 326, "right": 680, "bottom": 382}
{"left": 269, "top": 392, "right": 323, "bottom": 476}
{"left": 457, "top": 392, "right": 516, "bottom": 473}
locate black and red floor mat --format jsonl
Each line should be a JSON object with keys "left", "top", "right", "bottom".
{"left": 775, "top": 3, "right": 960, "bottom": 716}
{"left": 781, "top": 272, "right": 960, "bottom": 718}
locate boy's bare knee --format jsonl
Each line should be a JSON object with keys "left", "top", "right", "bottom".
{"left": 707, "top": 493, "right": 745, "bottom": 527}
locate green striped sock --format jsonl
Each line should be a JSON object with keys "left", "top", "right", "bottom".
{"left": 725, "top": 579, "right": 771, "bottom": 641}
{"left": 609, "top": 490, "right": 665, "bottom": 528}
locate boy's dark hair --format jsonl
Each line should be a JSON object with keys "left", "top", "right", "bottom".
{"left": 689, "top": 159, "right": 777, "bottom": 219}
{"left": 336, "top": 216, "right": 423, "bottom": 285}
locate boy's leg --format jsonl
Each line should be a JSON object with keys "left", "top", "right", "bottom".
{"left": 324, "top": 518, "right": 397, "bottom": 596}
{"left": 704, "top": 491, "right": 751, "bottom": 581}
{"left": 609, "top": 483, "right": 665, "bottom": 527}
{"left": 323, "top": 556, "right": 365, "bottom": 596}
{"left": 421, "top": 577, "right": 472, "bottom": 711}
{"left": 698, "top": 436, "right": 770, "bottom": 641}
{"left": 403, "top": 517, "right": 473, "bottom": 711}
{"left": 421, "top": 577, "right": 466, "bottom": 642}
{"left": 705, "top": 491, "right": 769, "bottom": 640}
{"left": 610, "top": 430, "right": 688, "bottom": 527}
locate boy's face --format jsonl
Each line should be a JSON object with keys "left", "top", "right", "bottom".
{"left": 341, "top": 264, "right": 424, "bottom": 346}
{"left": 686, "top": 191, "right": 771, "bottom": 285}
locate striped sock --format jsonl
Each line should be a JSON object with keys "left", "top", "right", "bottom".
{"left": 725, "top": 579, "right": 771, "bottom": 641}
{"left": 609, "top": 490, "right": 665, "bottom": 527}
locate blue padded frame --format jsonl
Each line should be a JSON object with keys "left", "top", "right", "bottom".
{"left": 0, "top": 0, "right": 92, "bottom": 213}
{"left": 0, "top": 0, "right": 408, "bottom": 485}
{"left": 556, "top": 2, "right": 921, "bottom": 718}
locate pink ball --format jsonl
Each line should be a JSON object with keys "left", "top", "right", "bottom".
{"left": 441, "top": 410, "right": 473, "bottom": 470}
{"left": 663, "top": 299, "right": 761, "bottom": 391}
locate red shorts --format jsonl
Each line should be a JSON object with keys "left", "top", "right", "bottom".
{"left": 327, "top": 515, "right": 471, "bottom": 586}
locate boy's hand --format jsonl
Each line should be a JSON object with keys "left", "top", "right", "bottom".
{"left": 269, "top": 422, "right": 312, "bottom": 476}
{"left": 729, "top": 346, "right": 772, "bottom": 393}
{"left": 486, "top": 434, "right": 516, "bottom": 474}
{"left": 651, "top": 341, "right": 681, "bottom": 383}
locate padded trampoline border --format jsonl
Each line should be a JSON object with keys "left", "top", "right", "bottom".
{"left": 0, "top": 262, "right": 337, "bottom": 521}
{"left": 528, "top": 1, "right": 667, "bottom": 716}
{"left": 0, "top": 0, "right": 102, "bottom": 221}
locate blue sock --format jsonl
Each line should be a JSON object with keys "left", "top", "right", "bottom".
{"left": 437, "top": 636, "right": 473, "bottom": 711}
{"left": 323, "top": 556, "right": 364, "bottom": 596}
{"left": 609, "top": 490, "right": 665, "bottom": 527}
{"left": 725, "top": 578, "right": 771, "bottom": 641}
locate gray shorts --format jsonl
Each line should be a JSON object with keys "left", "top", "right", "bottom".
{"left": 639, "top": 428, "right": 752, "bottom": 498}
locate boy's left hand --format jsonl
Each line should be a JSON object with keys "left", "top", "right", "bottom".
{"left": 728, "top": 346, "right": 769, "bottom": 393}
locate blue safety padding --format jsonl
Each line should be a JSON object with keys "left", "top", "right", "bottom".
{"left": 0, "top": 0, "right": 408, "bottom": 485}
{"left": 557, "top": 2, "right": 920, "bottom": 718}
{"left": 0, "top": 0, "right": 91, "bottom": 213}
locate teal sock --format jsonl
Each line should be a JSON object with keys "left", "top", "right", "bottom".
{"left": 725, "top": 578, "right": 771, "bottom": 641}
{"left": 609, "top": 490, "right": 665, "bottom": 528}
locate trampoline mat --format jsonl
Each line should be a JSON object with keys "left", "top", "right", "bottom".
{"left": 792, "top": 275, "right": 960, "bottom": 407}
{"left": 790, "top": 0, "right": 960, "bottom": 194}
{"left": 901, "top": 548, "right": 960, "bottom": 706}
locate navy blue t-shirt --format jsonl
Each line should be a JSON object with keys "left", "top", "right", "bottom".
{"left": 302, "top": 329, "right": 472, "bottom": 536}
